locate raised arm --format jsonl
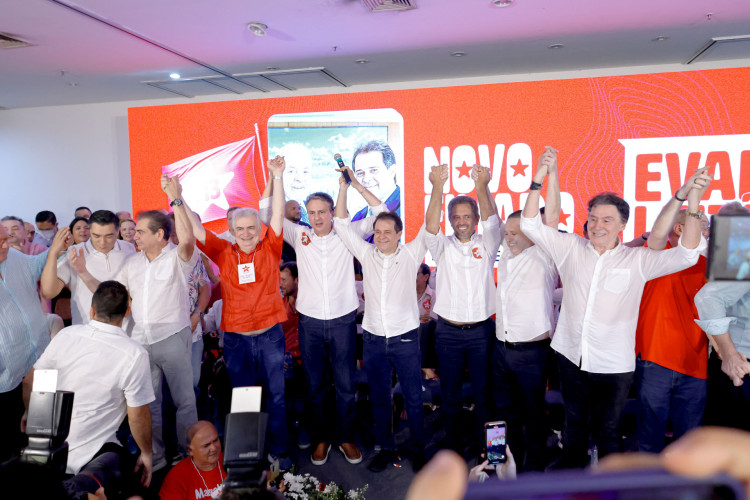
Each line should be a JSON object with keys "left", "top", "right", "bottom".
{"left": 335, "top": 170, "right": 351, "bottom": 220}
{"left": 473, "top": 164, "right": 496, "bottom": 222}
{"left": 647, "top": 167, "right": 710, "bottom": 250}
{"left": 680, "top": 168, "right": 712, "bottom": 250}
{"left": 425, "top": 164, "right": 449, "bottom": 234}
{"left": 543, "top": 148, "right": 560, "bottom": 229}
{"left": 522, "top": 147, "right": 552, "bottom": 219}
{"left": 162, "top": 175, "right": 195, "bottom": 262}
{"left": 40, "top": 228, "right": 71, "bottom": 299}
{"left": 267, "top": 155, "right": 286, "bottom": 237}
{"left": 338, "top": 164, "right": 383, "bottom": 207}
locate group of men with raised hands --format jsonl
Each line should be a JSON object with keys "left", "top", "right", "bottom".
{"left": 4, "top": 139, "right": 722, "bottom": 498}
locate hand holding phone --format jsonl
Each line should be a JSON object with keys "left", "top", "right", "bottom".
{"left": 484, "top": 420, "right": 507, "bottom": 465}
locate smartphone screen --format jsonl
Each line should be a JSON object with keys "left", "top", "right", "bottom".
{"left": 485, "top": 421, "right": 506, "bottom": 464}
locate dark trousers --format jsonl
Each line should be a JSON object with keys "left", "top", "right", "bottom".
{"left": 223, "top": 325, "right": 289, "bottom": 456}
{"left": 557, "top": 353, "right": 633, "bottom": 468}
{"left": 635, "top": 356, "right": 706, "bottom": 453}
{"left": 491, "top": 338, "right": 550, "bottom": 471}
{"left": 704, "top": 351, "right": 750, "bottom": 431}
{"left": 0, "top": 383, "right": 25, "bottom": 462}
{"left": 435, "top": 317, "right": 493, "bottom": 451}
{"left": 298, "top": 311, "right": 357, "bottom": 446}
{"left": 363, "top": 329, "right": 425, "bottom": 450}
{"left": 62, "top": 442, "right": 138, "bottom": 499}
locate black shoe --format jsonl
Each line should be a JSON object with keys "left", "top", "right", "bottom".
{"left": 367, "top": 449, "right": 399, "bottom": 472}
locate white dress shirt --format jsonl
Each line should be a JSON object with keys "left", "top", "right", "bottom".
{"left": 520, "top": 212, "right": 704, "bottom": 373}
{"left": 426, "top": 215, "right": 503, "bottom": 323}
{"left": 695, "top": 281, "right": 750, "bottom": 359}
{"left": 118, "top": 243, "right": 199, "bottom": 346}
{"left": 334, "top": 218, "right": 429, "bottom": 338}
{"left": 34, "top": 320, "right": 154, "bottom": 474}
{"left": 58, "top": 240, "right": 136, "bottom": 325}
{"left": 259, "top": 197, "right": 385, "bottom": 320}
{"left": 496, "top": 244, "right": 558, "bottom": 342}
{"left": 418, "top": 285, "right": 438, "bottom": 322}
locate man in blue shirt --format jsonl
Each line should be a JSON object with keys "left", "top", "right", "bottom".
{"left": 0, "top": 222, "right": 52, "bottom": 461}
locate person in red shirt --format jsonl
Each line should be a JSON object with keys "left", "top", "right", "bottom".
{"left": 184, "top": 155, "right": 290, "bottom": 467}
{"left": 280, "top": 261, "right": 300, "bottom": 358}
{"left": 160, "top": 421, "right": 226, "bottom": 500}
{"left": 635, "top": 194, "right": 711, "bottom": 453}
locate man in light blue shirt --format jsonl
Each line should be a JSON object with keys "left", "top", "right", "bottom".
{"left": 695, "top": 279, "right": 750, "bottom": 432}
{"left": 0, "top": 223, "right": 51, "bottom": 461}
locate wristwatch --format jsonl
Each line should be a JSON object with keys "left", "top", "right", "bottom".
{"left": 687, "top": 210, "right": 704, "bottom": 220}
{"left": 170, "top": 199, "right": 184, "bottom": 207}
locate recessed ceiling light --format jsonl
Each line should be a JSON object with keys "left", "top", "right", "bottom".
{"left": 491, "top": 0, "right": 514, "bottom": 6}
{"left": 169, "top": 73, "right": 181, "bottom": 80}
{"left": 355, "top": 59, "right": 369, "bottom": 64}
{"left": 247, "top": 22, "right": 268, "bottom": 37}
{"left": 548, "top": 44, "right": 564, "bottom": 50}
{"left": 652, "top": 36, "right": 669, "bottom": 42}
{"left": 451, "top": 51, "right": 467, "bottom": 57}
{"left": 266, "top": 66, "right": 279, "bottom": 71}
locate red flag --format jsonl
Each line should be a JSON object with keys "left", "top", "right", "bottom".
{"left": 161, "top": 136, "right": 256, "bottom": 223}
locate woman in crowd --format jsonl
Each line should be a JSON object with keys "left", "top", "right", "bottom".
{"left": 69, "top": 216, "right": 90, "bottom": 245}
{"left": 119, "top": 218, "right": 136, "bottom": 245}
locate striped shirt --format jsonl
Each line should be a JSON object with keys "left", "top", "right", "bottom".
{"left": 0, "top": 249, "right": 50, "bottom": 392}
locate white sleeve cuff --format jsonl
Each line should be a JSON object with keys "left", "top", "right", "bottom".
{"left": 694, "top": 317, "right": 736, "bottom": 335}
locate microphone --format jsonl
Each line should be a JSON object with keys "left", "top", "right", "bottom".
{"left": 334, "top": 153, "right": 351, "bottom": 184}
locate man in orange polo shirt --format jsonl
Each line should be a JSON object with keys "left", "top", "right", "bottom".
{"left": 635, "top": 196, "right": 711, "bottom": 452}
{"left": 184, "top": 155, "right": 290, "bottom": 467}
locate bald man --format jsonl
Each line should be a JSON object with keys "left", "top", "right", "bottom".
{"left": 160, "top": 421, "right": 226, "bottom": 500}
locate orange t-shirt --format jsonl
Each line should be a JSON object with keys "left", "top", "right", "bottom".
{"left": 635, "top": 241, "right": 708, "bottom": 379}
{"left": 198, "top": 229, "right": 287, "bottom": 333}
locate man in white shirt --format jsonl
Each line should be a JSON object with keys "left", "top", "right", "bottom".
{"left": 334, "top": 167, "right": 429, "bottom": 473}
{"left": 520, "top": 151, "right": 709, "bottom": 468}
{"left": 424, "top": 163, "right": 503, "bottom": 454}
{"left": 492, "top": 148, "right": 560, "bottom": 471}
{"left": 24, "top": 281, "right": 154, "bottom": 497}
{"left": 40, "top": 210, "right": 135, "bottom": 325}
{"left": 75, "top": 177, "right": 200, "bottom": 470}
{"left": 259, "top": 168, "right": 385, "bottom": 466}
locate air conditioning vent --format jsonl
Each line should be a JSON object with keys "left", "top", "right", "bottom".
{"left": 362, "top": 0, "right": 415, "bottom": 12}
{"left": 0, "top": 33, "right": 32, "bottom": 49}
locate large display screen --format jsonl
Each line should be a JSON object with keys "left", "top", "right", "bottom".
{"left": 129, "top": 67, "right": 750, "bottom": 242}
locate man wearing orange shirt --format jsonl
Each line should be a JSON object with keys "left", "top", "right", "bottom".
{"left": 185, "top": 155, "right": 290, "bottom": 467}
{"left": 635, "top": 191, "right": 711, "bottom": 452}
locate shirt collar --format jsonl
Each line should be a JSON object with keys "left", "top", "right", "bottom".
{"left": 89, "top": 320, "right": 127, "bottom": 337}
{"left": 586, "top": 237, "right": 623, "bottom": 256}
{"left": 375, "top": 244, "right": 403, "bottom": 259}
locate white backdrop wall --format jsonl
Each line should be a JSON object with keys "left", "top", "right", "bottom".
{"left": 1, "top": 59, "right": 747, "bottom": 228}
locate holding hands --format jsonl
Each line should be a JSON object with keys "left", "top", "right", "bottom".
{"left": 533, "top": 146, "right": 558, "bottom": 182}
{"left": 268, "top": 155, "right": 286, "bottom": 176}
{"left": 160, "top": 174, "right": 183, "bottom": 202}
{"left": 429, "top": 164, "right": 449, "bottom": 187}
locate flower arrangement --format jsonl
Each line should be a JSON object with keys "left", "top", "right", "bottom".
{"left": 282, "top": 471, "right": 368, "bottom": 500}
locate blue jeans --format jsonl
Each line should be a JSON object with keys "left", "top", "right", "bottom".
{"left": 491, "top": 338, "right": 550, "bottom": 471}
{"left": 435, "top": 317, "right": 493, "bottom": 450}
{"left": 299, "top": 311, "right": 357, "bottom": 446}
{"left": 223, "top": 325, "right": 289, "bottom": 457}
{"left": 363, "top": 329, "right": 425, "bottom": 451}
{"left": 635, "top": 357, "right": 706, "bottom": 453}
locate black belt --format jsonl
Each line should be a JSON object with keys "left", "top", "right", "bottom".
{"left": 500, "top": 338, "right": 551, "bottom": 350}
{"left": 440, "top": 317, "right": 488, "bottom": 331}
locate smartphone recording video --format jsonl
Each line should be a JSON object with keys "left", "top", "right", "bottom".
{"left": 484, "top": 421, "right": 506, "bottom": 465}
{"left": 707, "top": 214, "right": 750, "bottom": 281}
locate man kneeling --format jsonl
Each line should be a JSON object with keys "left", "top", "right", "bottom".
{"left": 23, "top": 280, "right": 155, "bottom": 498}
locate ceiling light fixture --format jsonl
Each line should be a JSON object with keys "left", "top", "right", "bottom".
{"left": 652, "top": 36, "right": 669, "bottom": 42}
{"left": 548, "top": 44, "right": 564, "bottom": 50}
{"left": 247, "top": 22, "right": 268, "bottom": 37}
{"left": 355, "top": 59, "right": 369, "bottom": 64}
{"left": 491, "top": 0, "right": 514, "bottom": 7}
{"left": 169, "top": 72, "right": 181, "bottom": 79}
{"left": 451, "top": 51, "right": 467, "bottom": 57}
{"left": 266, "top": 66, "right": 279, "bottom": 71}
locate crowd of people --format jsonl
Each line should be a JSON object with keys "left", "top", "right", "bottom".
{"left": 2, "top": 145, "right": 750, "bottom": 500}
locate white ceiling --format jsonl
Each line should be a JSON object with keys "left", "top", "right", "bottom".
{"left": 2, "top": 0, "right": 750, "bottom": 109}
